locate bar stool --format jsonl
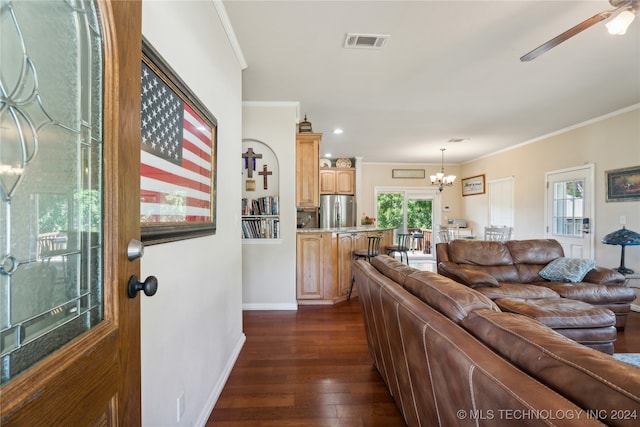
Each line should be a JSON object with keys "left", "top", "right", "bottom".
{"left": 349, "top": 234, "right": 383, "bottom": 300}
{"left": 386, "top": 233, "right": 410, "bottom": 264}
{"left": 411, "top": 231, "right": 424, "bottom": 252}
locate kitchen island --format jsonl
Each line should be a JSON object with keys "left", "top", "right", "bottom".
{"left": 296, "top": 227, "right": 395, "bottom": 304}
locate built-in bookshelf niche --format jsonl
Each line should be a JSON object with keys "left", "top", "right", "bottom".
{"left": 241, "top": 139, "right": 280, "bottom": 239}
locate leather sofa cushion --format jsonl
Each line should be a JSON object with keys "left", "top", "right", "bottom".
{"left": 404, "top": 271, "right": 499, "bottom": 323}
{"left": 437, "top": 262, "right": 499, "bottom": 287}
{"left": 440, "top": 261, "right": 520, "bottom": 283}
{"left": 555, "top": 326, "right": 618, "bottom": 346}
{"left": 447, "top": 240, "right": 513, "bottom": 265}
{"left": 462, "top": 309, "right": 640, "bottom": 425}
{"left": 536, "top": 282, "right": 637, "bottom": 304}
{"left": 515, "top": 264, "right": 547, "bottom": 283}
{"left": 505, "top": 239, "right": 564, "bottom": 264}
{"left": 370, "top": 255, "right": 419, "bottom": 287}
{"left": 474, "top": 282, "right": 559, "bottom": 299}
{"left": 584, "top": 266, "right": 625, "bottom": 285}
{"left": 494, "top": 297, "right": 616, "bottom": 329}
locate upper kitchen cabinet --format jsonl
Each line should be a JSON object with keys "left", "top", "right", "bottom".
{"left": 320, "top": 168, "right": 355, "bottom": 195}
{"left": 296, "top": 133, "right": 321, "bottom": 208}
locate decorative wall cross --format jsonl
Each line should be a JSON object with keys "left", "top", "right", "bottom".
{"left": 258, "top": 164, "right": 272, "bottom": 190}
{"left": 242, "top": 148, "right": 262, "bottom": 178}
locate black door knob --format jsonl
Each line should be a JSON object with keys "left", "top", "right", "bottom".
{"left": 127, "top": 275, "right": 158, "bottom": 298}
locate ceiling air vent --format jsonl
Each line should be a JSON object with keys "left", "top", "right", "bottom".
{"left": 344, "top": 33, "right": 389, "bottom": 49}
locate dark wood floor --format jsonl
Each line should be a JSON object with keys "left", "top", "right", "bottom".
{"left": 614, "top": 309, "right": 640, "bottom": 353}
{"left": 207, "top": 300, "right": 640, "bottom": 426}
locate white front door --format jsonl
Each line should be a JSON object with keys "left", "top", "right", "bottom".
{"left": 545, "top": 165, "right": 594, "bottom": 259}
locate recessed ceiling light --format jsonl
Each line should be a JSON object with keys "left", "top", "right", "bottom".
{"left": 325, "top": 153, "right": 332, "bottom": 157}
{"left": 333, "top": 128, "right": 343, "bottom": 135}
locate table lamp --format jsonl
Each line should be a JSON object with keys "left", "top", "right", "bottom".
{"left": 601, "top": 226, "right": 640, "bottom": 275}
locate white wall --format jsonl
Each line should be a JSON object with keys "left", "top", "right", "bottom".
{"left": 241, "top": 102, "right": 298, "bottom": 309}
{"left": 461, "top": 106, "right": 640, "bottom": 271}
{"left": 141, "top": 1, "right": 244, "bottom": 425}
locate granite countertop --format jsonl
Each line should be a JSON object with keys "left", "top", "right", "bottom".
{"left": 297, "top": 226, "right": 395, "bottom": 233}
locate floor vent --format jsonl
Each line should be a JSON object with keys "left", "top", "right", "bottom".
{"left": 344, "top": 33, "right": 389, "bottom": 49}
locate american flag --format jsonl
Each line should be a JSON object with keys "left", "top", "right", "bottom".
{"left": 140, "top": 62, "right": 213, "bottom": 223}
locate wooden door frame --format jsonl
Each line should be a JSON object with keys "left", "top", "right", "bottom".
{"left": 0, "top": 1, "right": 142, "bottom": 425}
{"left": 105, "top": 1, "right": 142, "bottom": 423}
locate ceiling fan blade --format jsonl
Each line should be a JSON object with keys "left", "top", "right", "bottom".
{"left": 520, "top": 9, "right": 615, "bottom": 62}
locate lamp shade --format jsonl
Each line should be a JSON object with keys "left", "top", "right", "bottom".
{"left": 601, "top": 227, "right": 640, "bottom": 246}
{"left": 601, "top": 226, "right": 640, "bottom": 275}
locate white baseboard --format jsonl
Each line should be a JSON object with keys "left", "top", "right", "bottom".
{"left": 195, "top": 333, "right": 246, "bottom": 427}
{"left": 242, "top": 302, "right": 298, "bottom": 310}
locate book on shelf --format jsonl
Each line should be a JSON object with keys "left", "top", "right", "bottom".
{"left": 241, "top": 217, "right": 280, "bottom": 239}
{"left": 241, "top": 196, "right": 279, "bottom": 216}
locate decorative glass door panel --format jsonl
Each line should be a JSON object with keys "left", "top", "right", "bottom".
{"left": 1, "top": 0, "right": 104, "bottom": 384}
{"left": 552, "top": 179, "right": 585, "bottom": 236}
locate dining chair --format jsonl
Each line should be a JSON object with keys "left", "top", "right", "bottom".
{"left": 484, "top": 226, "right": 513, "bottom": 242}
{"left": 438, "top": 226, "right": 460, "bottom": 243}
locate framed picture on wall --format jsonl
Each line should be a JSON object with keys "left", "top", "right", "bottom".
{"left": 606, "top": 166, "right": 640, "bottom": 202}
{"left": 461, "top": 174, "right": 485, "bottom": 196}
{"left": 140, "top": 37, "right": 218, "bottom": 244}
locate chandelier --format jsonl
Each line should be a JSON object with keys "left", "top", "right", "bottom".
{"left": 430, "top": 148, "right": 456, "bottom": 192}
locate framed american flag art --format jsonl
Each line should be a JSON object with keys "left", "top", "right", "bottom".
{"left": 140, "top": 37, "right": 217, "bottom": 244}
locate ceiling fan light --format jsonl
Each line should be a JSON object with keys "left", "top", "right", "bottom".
{"left": 606, "top": 10, "right": 636, "bottom": 35}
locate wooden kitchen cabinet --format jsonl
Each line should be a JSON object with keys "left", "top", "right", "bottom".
{"left": 336, "top": 232, "right": 367, "bottom": 298}
{"left": 296, "top": 133, "right": 321, "bottom": 208}
{"left": 296, "top": 228, "right": 395, "bottom": 304}
{"left": 319, "top": 169, "right": 335, "bottom": 194}
{"left": 319, "top": 168, "right": 355, "bottom": 195}
{"left": 296, "top": 232, "right": 332, "bottom": 301}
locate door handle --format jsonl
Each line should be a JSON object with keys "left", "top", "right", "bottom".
{"left": 128, "top": 275, "right": 158, "bottom": 298}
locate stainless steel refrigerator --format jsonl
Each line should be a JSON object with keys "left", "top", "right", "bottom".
{"left": 319, "top": 195, "right": 356, "bottom": 228}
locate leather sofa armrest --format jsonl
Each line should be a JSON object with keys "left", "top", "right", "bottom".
{"left": 438, "top": 262, "right": 499, "bottom": 288}
{"left": 582, "top": 266, "right": 625, "bottom": 285}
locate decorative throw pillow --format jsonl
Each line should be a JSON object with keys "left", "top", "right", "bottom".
{"left": 539, "top": 257, "right": 596, "bottom": 283}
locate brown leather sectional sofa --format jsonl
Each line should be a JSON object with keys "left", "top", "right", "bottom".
{"left": 353, "top": 255, "right": 640, "bottom": 427}
{"left": 436, "top": 239, "right": 636, "bottom": 330}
